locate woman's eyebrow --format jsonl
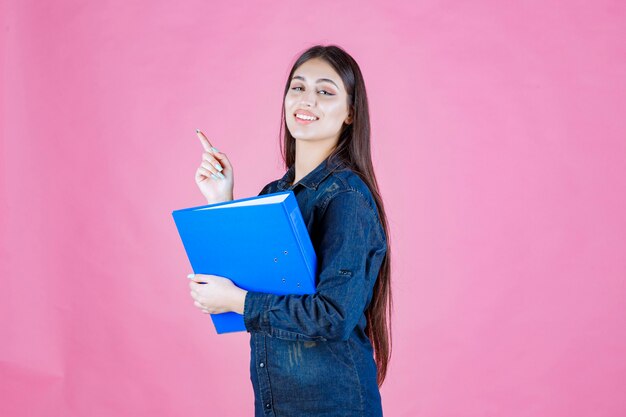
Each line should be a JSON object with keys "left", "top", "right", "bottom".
{"left": 292, "top": 75, "right": 339, "bottom": 89}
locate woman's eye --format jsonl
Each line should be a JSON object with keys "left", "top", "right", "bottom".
{"left": 291, "top": 86, "right": 334, "bottom": 96}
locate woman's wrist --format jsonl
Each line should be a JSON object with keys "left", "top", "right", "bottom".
{"left": 231, "top": 288, "right": 248, "bottom": 315}
{"left": 206, "top": 194, "right": 233, "bottom": 205}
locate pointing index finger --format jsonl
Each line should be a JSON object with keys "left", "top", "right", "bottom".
{"left": 195, "top": 128, "right": 215, "bottom": 153}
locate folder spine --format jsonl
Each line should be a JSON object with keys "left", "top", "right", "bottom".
{"left": 282, "top": 192, "right": 317, "bottom": 285}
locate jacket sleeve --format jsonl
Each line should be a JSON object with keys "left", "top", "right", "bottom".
{"left": 243, "top": 189, "right": 387, "bottom": 342}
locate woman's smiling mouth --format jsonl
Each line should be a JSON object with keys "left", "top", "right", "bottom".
{"left": 294, "top": 110, "right": 319, "bottom": 124}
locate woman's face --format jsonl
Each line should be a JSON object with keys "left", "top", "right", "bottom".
{"left": 284, "top": 58, "right": 352, "bottom": 144}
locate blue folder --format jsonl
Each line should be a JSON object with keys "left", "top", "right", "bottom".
{"left": 171, "top": 191, "right": 317, "bottom": 334}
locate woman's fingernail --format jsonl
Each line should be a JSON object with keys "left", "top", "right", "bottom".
{"left": 210, "top": 173, "right": 218, "bottom": 180}
{"left": 210, "top": 146, "right": 220, "bottom": 153}
{"left": 217, "top": 172, "right": 225, "bottom": 179}
{"left": 196, "top": 128, "right": 200, "bottom": 133}
{"left": 214, "top": 162, "right": 223, "bottom": 171}
{"left": 188, "top": 274, "right": 195, "bottom": 279}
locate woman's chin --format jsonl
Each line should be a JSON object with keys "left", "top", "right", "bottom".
{"left": 291, "top": 134, "right": 324, "bottom": 142}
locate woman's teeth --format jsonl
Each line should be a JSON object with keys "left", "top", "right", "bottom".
{"left": 295, "top": 114, "right": 318, "bottom": 121}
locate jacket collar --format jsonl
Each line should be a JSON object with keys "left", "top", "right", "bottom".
{"left": 277, "top": 154, "right": 346, "bottom": 191}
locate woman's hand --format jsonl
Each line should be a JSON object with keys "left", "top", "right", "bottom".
{"left": 194, "top": 129, "right": 234, "bottom": 204}
{"left": 188, "top": 273, "right": 248, "bottom": 315}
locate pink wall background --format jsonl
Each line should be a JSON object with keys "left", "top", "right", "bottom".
{"left": 2, "top": 1, "right": 625, "bottom": 416}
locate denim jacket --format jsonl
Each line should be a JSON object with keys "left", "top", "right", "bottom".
{"left": 243, "top": 154, "right": 388, "bottom": 417}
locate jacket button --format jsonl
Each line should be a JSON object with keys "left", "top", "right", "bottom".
{"left": 265, "top": 403, "right": 271, "bottom": 409}
{"left": 259, "top": 362, "right": 264, "bottom": 368}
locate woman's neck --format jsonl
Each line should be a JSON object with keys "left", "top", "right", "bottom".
{"left": 292, "top": 138, "right": 337, "bottom": 185}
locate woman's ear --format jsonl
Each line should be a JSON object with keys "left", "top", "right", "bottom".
{"left": 345, "top": 108, "right": 353, "bottom": 125}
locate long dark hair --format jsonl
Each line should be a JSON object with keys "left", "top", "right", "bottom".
{"left": 278, "top": 44, "right": 393, "bottom": 387}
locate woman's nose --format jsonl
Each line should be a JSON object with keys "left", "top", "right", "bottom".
{"left": 299, "top": 89, "right": 316, "bottom": 107}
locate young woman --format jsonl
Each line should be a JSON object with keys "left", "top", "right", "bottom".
{"left": 188, "top": 44, "right": 392, "bottom": 417}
